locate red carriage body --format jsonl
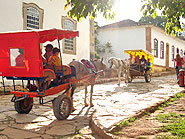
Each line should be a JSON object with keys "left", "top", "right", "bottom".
{"left": 0, "top": 29, "right": 79, "bottom": 78}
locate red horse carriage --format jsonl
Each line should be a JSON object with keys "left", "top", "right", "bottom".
{"left": 0, "top": 29, "right": 98, "bottom": 120}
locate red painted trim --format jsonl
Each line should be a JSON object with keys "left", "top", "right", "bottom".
{"left": 10, "top": 70, "right": 102, "bottom": 98}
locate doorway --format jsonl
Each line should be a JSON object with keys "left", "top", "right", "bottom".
{"left": 166, "top": 43, "right": 169, "bottom": 69}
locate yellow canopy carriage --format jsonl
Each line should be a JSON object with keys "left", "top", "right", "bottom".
{"left": 124, "top": 49, "right": 154, "bottom": 83}
{"left": 124, "top": 49, "right": 154, "bottom": 69}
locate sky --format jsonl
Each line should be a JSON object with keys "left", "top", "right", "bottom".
{"left": 95, "top": 0, "right": 144, "bottom": 27}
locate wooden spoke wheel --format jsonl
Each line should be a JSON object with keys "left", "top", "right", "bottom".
{"left": 53, "top": 95, "right": 72, "bottom": 120}
{"left": 14, "top": 97, "right": 33, "bottom": 114}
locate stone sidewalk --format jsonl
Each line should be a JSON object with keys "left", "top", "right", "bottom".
{"left": 0, "top": 74, "right": 184, "bottom": 138}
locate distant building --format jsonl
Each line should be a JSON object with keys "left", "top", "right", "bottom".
{"left": 0, "top": 0, "right": 95, "bottom": 64}
{"left": 97, "top": 19, "right": 185, "bottom": 72}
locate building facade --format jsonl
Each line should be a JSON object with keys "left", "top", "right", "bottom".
{"left": 0, "top": 0, "right": 94, "bottom": 64}
{"left": 97, "top": 19, "right": 185, "bottom": 72}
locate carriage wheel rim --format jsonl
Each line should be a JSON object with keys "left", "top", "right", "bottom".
{"left": 21, "top": 98, "right": 33, "bottom": 111}
{"left": 59, "top": 98, "right": 70, "bottom": 116}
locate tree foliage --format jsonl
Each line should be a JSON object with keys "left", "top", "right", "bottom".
{"left": 141, "top": 0, "right": 185, "bottom": 35}
{"left": 65, "top": 0, "right": 116, "bottom": 21}
{"left": 138, "top": 15, "right": 167, "bottom": 29}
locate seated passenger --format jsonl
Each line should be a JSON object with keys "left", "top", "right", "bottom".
{"left": 139, "top": 55, "right": 147, "bottom": 65}
{"left": 135, "top": 55, "right": 140, "bottom": 64}
{"left": 145, "top": 58, "right": 151, "bottom": 72}
{"left": 48, "top": 47, "right": 62, "bottom": 85}
{"left": 139, "top": 55, "right": 147, "bottom": 72}
{"left": 48, "top": 47, "right": 61, "bottom": 71}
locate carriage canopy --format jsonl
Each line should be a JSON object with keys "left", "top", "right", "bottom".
{"left": 124, "top": 49, "right": 154, "bottom": 68}
{"left": 0, "top": 29, "right": 79, "bottom": 77}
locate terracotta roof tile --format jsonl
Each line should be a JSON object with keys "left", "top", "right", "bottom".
{"left": 99, "top": 19, "right": 138, "bottom": 29}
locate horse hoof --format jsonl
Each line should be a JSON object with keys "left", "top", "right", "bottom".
{"left": 85, "top": 104, "right": 88, "bottom": 107}
{"left": 90, "top": 104, "right": 94, "bottom": 107}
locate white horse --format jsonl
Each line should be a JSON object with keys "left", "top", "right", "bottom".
{"left": 108, "top": 57, "right": 130, "bottom": 86}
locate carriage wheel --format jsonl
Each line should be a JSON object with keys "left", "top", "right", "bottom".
{"left": 53, "top": 95, "right": 72, "bottom": 120}
{"left": 14, "top": 97, "right": 33, "bottom": 114}
{"left": 144, "top": 73, "right": 151, "bottom": 83}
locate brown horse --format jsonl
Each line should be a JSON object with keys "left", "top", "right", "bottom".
{"left": 68, "top": 59, "right": 105, "bottom": 107}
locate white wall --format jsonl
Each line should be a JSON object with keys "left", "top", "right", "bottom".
{"left": 63, "top": 18, "right": 90, "bottom": 64}
{"left": 151, "top": 27, "right": 185, "bottom": 68}
{"left": 0, "top": 0, "right": 90, "bottom": 64}
{"left": 97, "top": 27, "right": 146, "bottom": 64}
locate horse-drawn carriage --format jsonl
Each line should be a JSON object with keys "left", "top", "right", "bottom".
{"left": 124, "top": 49, "right": 154, "bottom": 83}
{"left": 0, "top": 29, "right": 100, "bottom": 120}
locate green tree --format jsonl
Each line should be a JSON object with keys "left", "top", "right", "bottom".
{"left": 65, "top": 0, "right": 116, "bottom": 21}
{"left": 138, "top": 15, "right": 167, "bottom": 29}
{"left": 141, "top": 0, "right": 185, "bottom": 35}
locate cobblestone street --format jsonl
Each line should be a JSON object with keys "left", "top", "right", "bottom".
{"left": 0, "top": 74, "right": 184, "bottom": 139}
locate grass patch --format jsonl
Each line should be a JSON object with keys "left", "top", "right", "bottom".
{"left": 161, "top": 119, "right": 185, "bottom": 138}
{"left": 156, "top": 112, "right": 183, "bottom": 123}
{"left": 154, "top": 93, "right": 185, "bottom": 139}
{"left": 112, "top": 92, "right": 185, "bottom": 137}
{"left": 157, "top": 92, "right": 184, "bottom": 110}
{"left": 112, "top": 117, "right": 137, "bottom": 135}
{"left": 156, "top": 112, "right": 185, "bottom": 138}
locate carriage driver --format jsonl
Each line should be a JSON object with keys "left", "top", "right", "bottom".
{"left": 44, "top": 44, "right": 53, "bottom": 63}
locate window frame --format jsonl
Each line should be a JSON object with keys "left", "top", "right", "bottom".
{"left": 160, "top": 41, "right": 164, "bottom": 59}
{"left": 61, "top": 16, "right": 77, "bottom": 55}
{"left": 22, "top": 2, "right": 44, "bottom": 30}
{"left": 10, "top": 48, "right": 25, "bottom": 67}
{"left": 154, "top": 38, "right": 158, "bottom": 58}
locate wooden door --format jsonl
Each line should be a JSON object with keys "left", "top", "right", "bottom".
{"left": 166, "top": 43, "right": 169, "bottom": 68}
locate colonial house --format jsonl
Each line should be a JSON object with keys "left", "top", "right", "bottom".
{"left": 97, "top": 19, "right": 185, "bottom": 72}
{"left": 0, "top": 0, "right": 95, "bottom": 64}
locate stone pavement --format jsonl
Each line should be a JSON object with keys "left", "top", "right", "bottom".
{"left": 0, "top": 74, "right": 184, "bottom": 139}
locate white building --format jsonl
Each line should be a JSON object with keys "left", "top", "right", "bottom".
{"left": 97, "top": 19, "right": 185, "bottom": 72}
{"left": 0, "top": 0, "right": 94, "bottom": 64}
